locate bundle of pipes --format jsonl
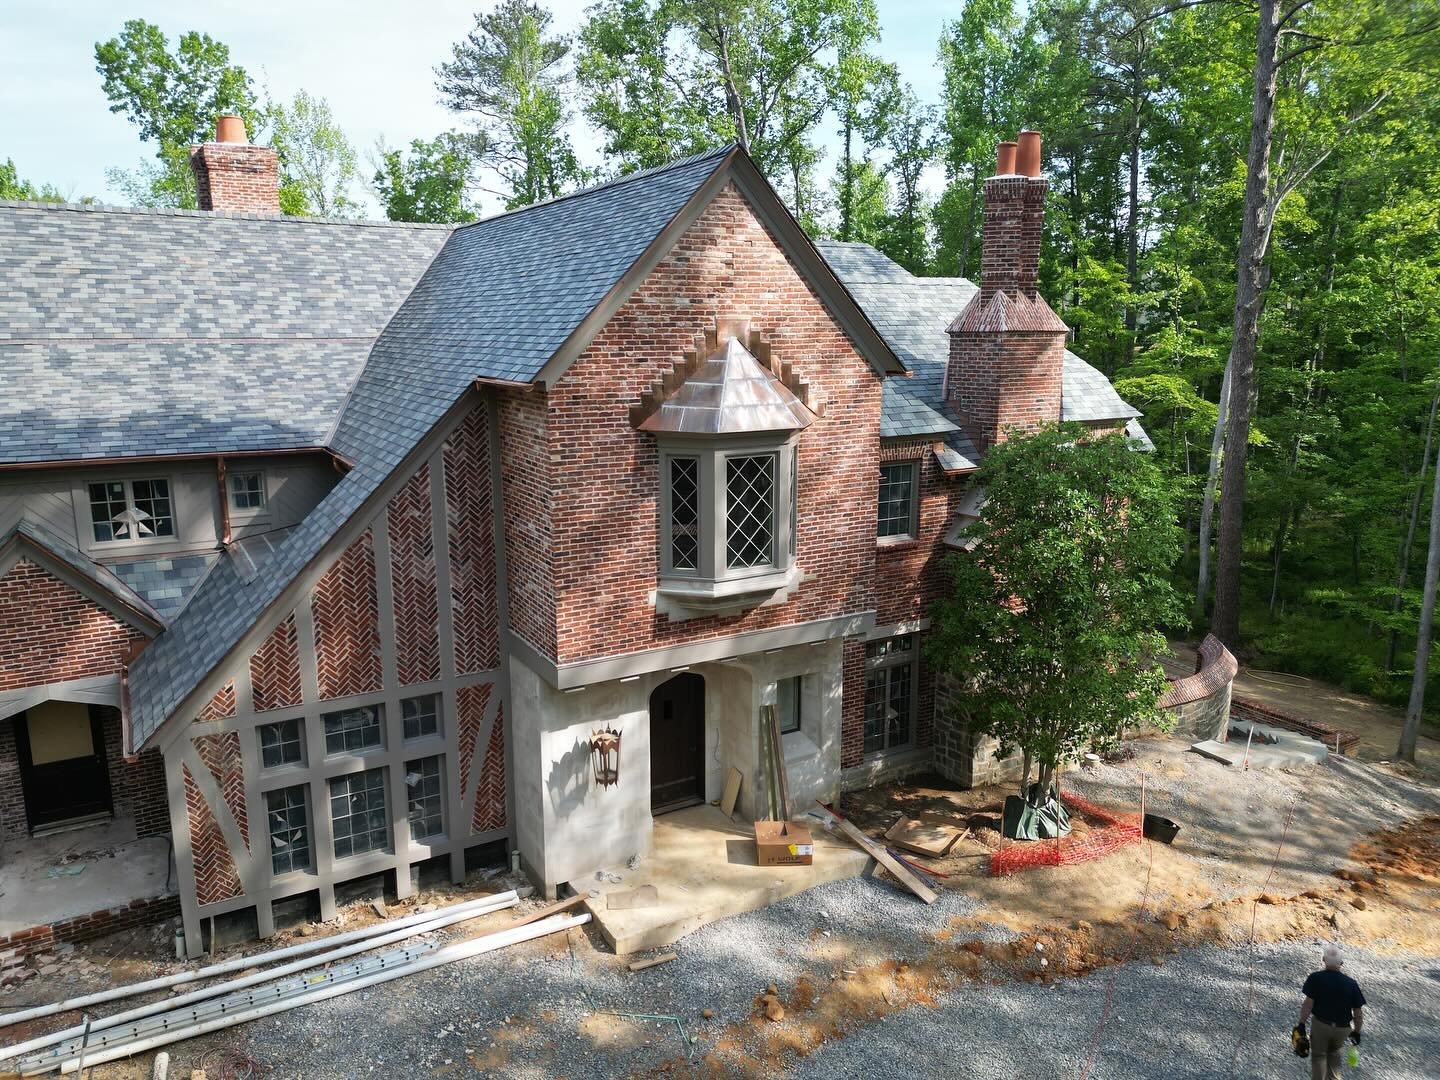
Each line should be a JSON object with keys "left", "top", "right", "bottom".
{"left": 0, "top": 891, "right": 589, "bottom": 1076}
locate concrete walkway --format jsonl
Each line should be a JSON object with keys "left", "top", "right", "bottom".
{"left": 575, "top": 804, "right": 870, "bottom": 954}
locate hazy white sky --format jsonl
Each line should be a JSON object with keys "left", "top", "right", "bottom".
{"left": 1, "top": 1, "right": 952, "bottom": 217}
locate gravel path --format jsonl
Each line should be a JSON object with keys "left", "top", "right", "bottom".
{"left": 794, "top": 940, "right": 1440, "bottom": 1080}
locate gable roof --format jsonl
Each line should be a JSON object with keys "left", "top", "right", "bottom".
{"left": 813, "top": 240, "right": 1143, "bottom": 461}
{"left": 1, "top": 516, "right": 164, "bottom": 628}
{"left": 127, "top": 146, "right": 759, "bottom": 746}
{"left": 0, "top": 201, "right": 450, "bottom": 466}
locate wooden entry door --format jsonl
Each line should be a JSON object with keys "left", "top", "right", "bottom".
{"left": 650, "top": 673, "right": 705, "bottom": 814}
{"left": 15, "top": 702, "right": 113, "bottom": 832}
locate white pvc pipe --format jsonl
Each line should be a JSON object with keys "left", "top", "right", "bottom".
{"left": 0, "top": 891, "right": 518, "bottom": 1030}
{"left": 1, "top": 894, "right": 519, "bottom": 1063}
{"left": 52, "top": 914, "right": 590, "bottom": 1074}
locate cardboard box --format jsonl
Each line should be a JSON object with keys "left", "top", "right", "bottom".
{"left": 754, "top": 821, "right": 814, "bottom": 866}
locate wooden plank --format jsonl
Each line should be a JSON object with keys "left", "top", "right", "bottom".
{"left": 884, "top": 816, "right": 964, "bottom": 858}
{"left": 720, "top": 767, "right": 743, "bottom": 817}
{"left": 509, "top": 893, "right": 587, "bottom": 929}
{"left": 821, "top": 801, "right": 938, "bottom": 904}
{"left": 627, "top": 951, "right": 678, "bottom": 972}
{"left": 762, "top": 704, "right": 790, "bottom": 821}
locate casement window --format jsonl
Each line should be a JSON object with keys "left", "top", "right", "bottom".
{"left": 258, "top": 718, "right": 305, "bottom": 769}
{"left": 329, "top": 768, "right": 389, "bottom": 859}
{"left": 405, "top": 755, "right": 444, "bottom": 841}
{"left": 863, "top": 635, "right": 918, "bottom": 755}
{"left": 877, "top": 462, "right": 918, "bottom": 539}
{"left": 265, "top": 785, "right": 312, "bottom": 875}
{"left": 401, "top": 695, "right": 440, "bottom": 741}
{"left": 227, "top": 471, "right": 266, "bottom": 511}
{"left": 88, "top": 478, "right": 174, "bottom": 542}
{"left": 777, "top": 675, "right": 803, "bottom": 735}
{"left": 322, "top": 705, "right": 383, "bottom": 755}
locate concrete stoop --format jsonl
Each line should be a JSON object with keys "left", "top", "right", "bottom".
{"left": 1190, "top": 719, "right": 1329, "bottom": 769}
{"left": 573, "top": 804, "right": 870, "bottom": 955}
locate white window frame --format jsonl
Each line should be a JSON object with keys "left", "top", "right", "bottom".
{"left": 657, "top": 433, "right": 799, "bottom": 606}
{"left": 86, "top": 476, "right": 177, "bottom": 545}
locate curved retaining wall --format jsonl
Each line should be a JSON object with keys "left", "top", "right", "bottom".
{"left": 1158, "top": 634, "right": 1238, "bottom": 742}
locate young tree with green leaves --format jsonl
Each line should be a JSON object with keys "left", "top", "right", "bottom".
{"left": 927, "top": 425, "right": 1183, "bottom": 803}
{"left": 436, "top": 0, "right": 585, "bottom": 209}
{"left": 0, "top": 160, "right": 71, "bottom": 202}
{"left": 94, "top": 19, "right": 263, "bottom": 208}
{"left": 269, "top": 91, "right": 361, "bottom": 217}
{"left": 372, "top": 134, "right": 480, "bottom": 223}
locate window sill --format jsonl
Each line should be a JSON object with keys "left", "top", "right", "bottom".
{"left": 657, "top": 565, "right": 802, "bottom": 608}
{"left": 876, "top": 535, "right": 922, "bottom": 551}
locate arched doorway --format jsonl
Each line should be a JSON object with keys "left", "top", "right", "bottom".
{"left": 649, "top": 673, "right": 705, "bottom": 814}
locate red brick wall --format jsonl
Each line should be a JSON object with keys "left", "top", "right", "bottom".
{"left": 2, "top": 894, "right": 180, "bottom": 963}
{"left": 499, "top": 390, "right": 556, "bottom": 657}
{"left": 875, "top": 442, "right": 960, "bottom": 627}
{"left": 841, "top": 637, "right": 867, "bottom": 769}
{"left": 456, "top": 681, "right": 491, "bottom": 817}
{"left": 0, "top": 559, "right": 148, "bottom": 693}
{"left": 312, "top": 531, "right": 382, "bottom": 701}
{"left": 183, "top": 763, "right": 242, "bottom": 905}
{"left": 249, "top": 615, "right": 302, "bottom": 713}
{"left": 389, "top": 464, "right": 441, "bottom": 685}
{"left": 543, "top": 184, "right": 883, "bottom": 664}
{"left": 194, "top": 730, "right": 249, "bottom": 851}
{"left": 472, "top": 704, "right": 506, "bottom": 833}
{"left": 98, "top": 707, "right": 170, "bottom": 839}
{"left": 189, "top": 142, "right": 280, "bottom": 214}
{"left": 948, "top": 329, "right": 1065, "bottom": 454}
{"left": 195, "top": 681, "right": 236, "bottom": 723}
{"left": 0, "top": 717, "right": 26, "bottom": 838}
{"left": 445, "top": 406, "right": 500, "bottom": 674}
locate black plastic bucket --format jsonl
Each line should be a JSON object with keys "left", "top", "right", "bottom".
{"left": 1143, "top": 814, "right": 1180, "bottom": 844}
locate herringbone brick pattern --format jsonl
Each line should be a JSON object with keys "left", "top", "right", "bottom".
{"left": 312, "top": 531, "right": 382, "bottom": 701}
{"left": 194, "top": 681, "right": 236, "bottom": 723}
{"left": 194, "top": 731, "right": 249, "bottom": 851}
{"left": 249, "top": 615, "right": 301, "bottom": 713}
{"left": 388, "top": 463, "right": 440, "bottom": 685}
{"left": 472, "top": 703, "right": 506, "bottom": 833}
{"left": 183, "top": 763, "right": 242, "bottom": 905}
{"left": 444, "top": 405, "right": 499, "bottom": 674}
{"left": 456, "top": 682, "right": 492, "bottom": 810}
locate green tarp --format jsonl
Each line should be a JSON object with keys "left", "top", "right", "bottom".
{"left": 1002, "top": 785, "right": 1072, "bottom": 840}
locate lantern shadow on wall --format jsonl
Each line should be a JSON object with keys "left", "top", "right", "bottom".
{"left": 589, "top": 725, "right": 622, "bottom": 788}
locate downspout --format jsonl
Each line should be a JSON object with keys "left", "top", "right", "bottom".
{"left": 217, "top": 457, "right": 232, "bottom": 546}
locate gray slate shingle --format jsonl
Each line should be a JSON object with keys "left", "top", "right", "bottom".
{"left": 2, "top": 517, "right": 163, "bottom": 624}
{"left": 127, "top": 147, "right": 733, "bottom": 745}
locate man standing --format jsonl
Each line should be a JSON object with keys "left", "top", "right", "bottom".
{"left": 1296, "top": 944, "right": 1366, "bottom": 1079}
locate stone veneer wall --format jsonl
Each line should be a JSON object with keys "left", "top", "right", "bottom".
{"left": 1156, "top": 634, "right": 1237, "bottom": 743}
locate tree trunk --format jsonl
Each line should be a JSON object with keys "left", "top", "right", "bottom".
{"left": 1196, "top": 360, "right": 1232, "bottom": 620}
{"left": 1019, "top": 747, "right": 1033, "bottom": 800}
{"left": 1387, "top": 388, "right": 1439, "bottom": 670}
{"left": 958, "top": 164, "right": 981, "bottom": 278}
{"left": 1211, "top": 0, "right": 1282, "bottom": 650}
{"left": 1400, "top": 429, "right": 1440, "bottom": 762}
{"left": 1124, "top": 79, "right": 1142, "bottom": 362}
{"left": 840, "top": 120, "right": 854, "bottom": 241}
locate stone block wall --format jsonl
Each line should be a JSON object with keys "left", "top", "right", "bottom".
{"left": 1156, "top": 635, "right": 1237, "bottom": 743}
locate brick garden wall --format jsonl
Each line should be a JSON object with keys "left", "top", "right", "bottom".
{"left": 543, "top": 183, "right": 884, "bottom": 665}
{"left": 1, "top": 895, "right": 181, "bottom": 963}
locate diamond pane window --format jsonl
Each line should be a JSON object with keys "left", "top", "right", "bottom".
{"left": 329, "top": 768, "right": 389, "bottom": 860}
{"left": 323, "top": 705, "right": 383, "bottom": 755}
{"left": 405, "top": 755, "right": 444, "bottom": 841}
{"left": 725, "top": 454, "right": 775, "bottom": 569}
{"left": 669, "top": 457, "right": 700, "bottom": 571}
{"left": 878, "top": 462, "right": 916, "bottom": 538}
{"left": 266, "top": 785, "right": 311, "bottom": 875}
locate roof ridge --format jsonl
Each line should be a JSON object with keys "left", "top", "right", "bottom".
{"left": 0, "top": 199, "right": 457, "bottom": 229}
{"left": 454, "top": 144, "right": 736, "bottom": 232}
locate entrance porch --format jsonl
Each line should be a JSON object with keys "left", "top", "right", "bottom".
{"left": 576, "top": 804, "right": 869, "bottom": 954}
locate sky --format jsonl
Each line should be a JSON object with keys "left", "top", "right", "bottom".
{"left": 1, "top": 1, "right": 955, "bottom": 218}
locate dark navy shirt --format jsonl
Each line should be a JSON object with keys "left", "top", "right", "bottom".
{"left": 1303, "top": 969, "right": 1367, "bottom": 1026}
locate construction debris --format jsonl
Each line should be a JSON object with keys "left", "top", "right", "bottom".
{"left": 883, "top": 815, "right": 965, "bottom": 858}
{"left": 819, "top": 802, "right": 937, "bottom": 904}
{"left": 627, "top": 952, "right": 677, "bottom": 972}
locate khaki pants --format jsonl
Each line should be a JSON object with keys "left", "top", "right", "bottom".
{"left": 1310, "top": 1018, "right": 1351, "bottom": 1080}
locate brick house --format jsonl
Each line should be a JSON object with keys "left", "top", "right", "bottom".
{"left": 0, "top": 121, "right": 1144, "bottom": 955}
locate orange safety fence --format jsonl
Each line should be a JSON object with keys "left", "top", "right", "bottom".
{"left": 988, "top": 791, "right": 1143, "bottom": 876}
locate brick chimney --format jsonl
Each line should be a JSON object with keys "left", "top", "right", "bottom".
{"left": 188, "top": 116, "right": 280, "bottom": 214}
{"left": 945, "top": 130, "right": 1067, "bottom": 453}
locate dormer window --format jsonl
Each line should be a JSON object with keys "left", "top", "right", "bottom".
{"left": 639, "top": 318, "right": 817, "bottom": 613}
{"left": 88, "top": 478, "right": 174, "bottom": 543}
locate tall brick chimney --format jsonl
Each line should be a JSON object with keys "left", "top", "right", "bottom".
{"left": 945, "top": 130, "right": 1068, "bottom": 453}
{"left": 188, "top": 116, "right": 280, "bottom": 214}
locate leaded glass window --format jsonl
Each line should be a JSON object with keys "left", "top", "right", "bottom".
{"left": 329, "top": 768, "right": 389, "bottom": 859}
{"left": 266, "top": 785, "right": 311, "bottom": 875}
{"left": 405, "top": 755, "right": 444, "bottom": 841}
{"left": 669, "top": 456, "right": 700, "bottom": 571}
{"left": 725, "top": 454, "right": 775, "bottom": 569}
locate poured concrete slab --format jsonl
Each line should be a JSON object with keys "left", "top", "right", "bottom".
{"left": 574, "top": 804, "right": 870, "bottom": 955}
{"left": 1190, "top": 721, "right": 1329, "bottom": 770}
{"left": 0, "top": 816, "right": 173, "bottom": 937}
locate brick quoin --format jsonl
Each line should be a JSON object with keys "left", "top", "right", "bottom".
{"left": 249, "top": 615, "right": 302, "bottom": 713}
{"left": 444, "top": 405, "right": 500, "bottom": 674}
{"left": 0, "top": 559, "right": 149, "bottom": 693}
{"left": 389, "top": 462, "right": 441, "bottom": 685}
{"left": 533, "top": 183, "right": 883, "bottom": 665}
{"left": 311, "top": 530, "right": 382, "bottom": 701}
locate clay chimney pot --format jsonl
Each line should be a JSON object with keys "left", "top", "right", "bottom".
{"left": 996, "top": 141, "right": 1018, "bottom": 176}
{"left": 1016, "top": 130, "right": 1042, "bottom": 178}
{"left": 215, "top": 115, "right": 248, "bottom": 145}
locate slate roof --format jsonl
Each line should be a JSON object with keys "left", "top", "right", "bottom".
{"left": 108, "top": 553, "right": 219, "bottom": 622}
{"left": 0, "top": 201, "right": 450, "bottom": 464}
{"left": 814, "top": 240, "right": 1143, "bottom": 455}
{"left": 127, "top": 146, "right": 736, "bottom": 746}
{"left": 2, "top": 517, "right": 163, "bottom": 626}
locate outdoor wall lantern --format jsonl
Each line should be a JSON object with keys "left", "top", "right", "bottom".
{"left": 589, "top": 725, "right": 622, "bottom": 788}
